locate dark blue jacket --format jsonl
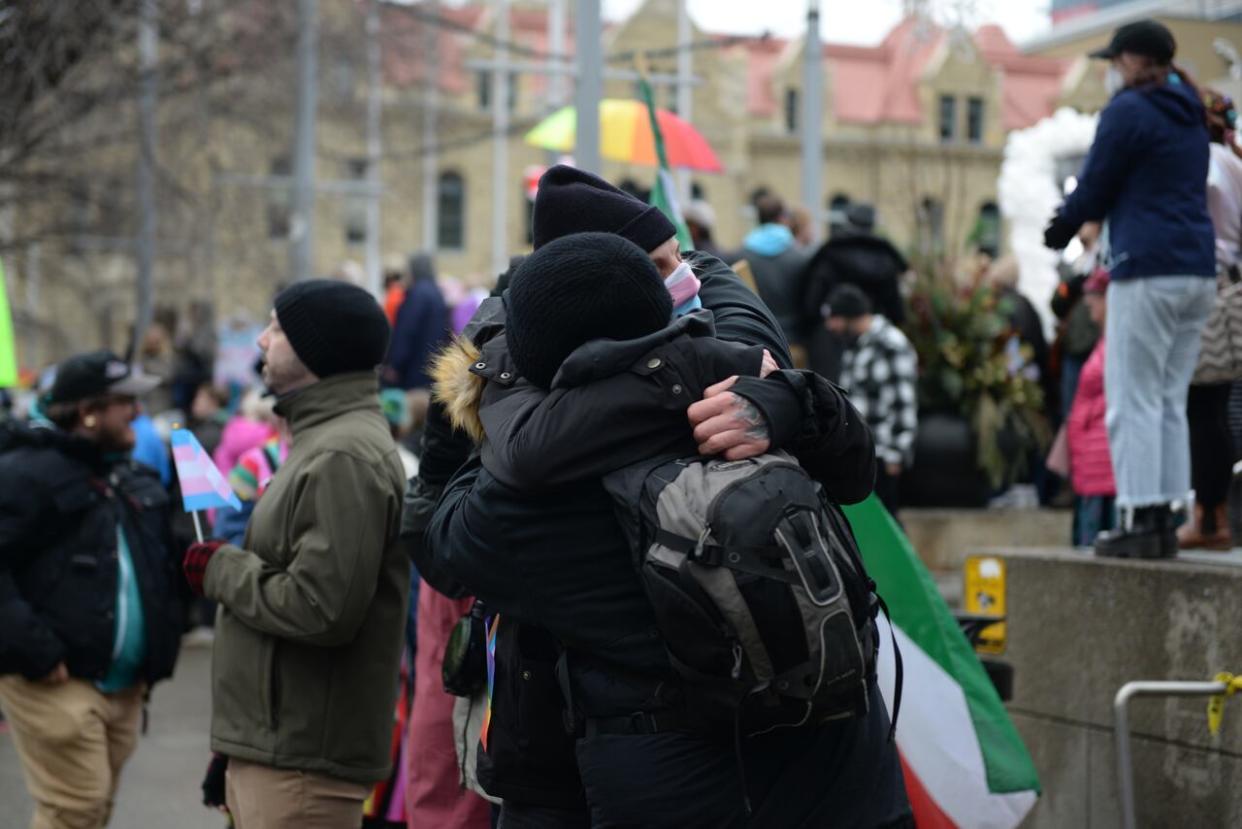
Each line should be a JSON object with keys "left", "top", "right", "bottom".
{"left": 1061, "top": 77, "right": 1215, "bottom": 280}
{"left": 387, "top": 268, "right": 451, "bottom": 391}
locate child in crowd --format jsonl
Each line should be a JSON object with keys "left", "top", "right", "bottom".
{"left": 1066, "top": 268, "right": 1116, "bottom": 546}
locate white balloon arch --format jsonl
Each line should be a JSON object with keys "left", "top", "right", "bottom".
{"left": 998, "top": 107, "right": 1100, "bottom": 337}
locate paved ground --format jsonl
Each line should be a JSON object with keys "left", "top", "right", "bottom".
{"left": 0, "top": 645, "right": 223, "bottom": 829}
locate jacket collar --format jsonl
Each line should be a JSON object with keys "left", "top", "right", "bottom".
{"left": 856, "top": 315, "right": 889, "bottom": 348}
{"left": 274, "top": 372, "right": 382, "bottom": 434}
{"left": 0, "top": 419, "right": 110, "bottom": 470}
{"left": 550, "top": 310, "right": 716, "bottom": 389}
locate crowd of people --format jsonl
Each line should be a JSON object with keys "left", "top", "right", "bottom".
{"left": 0, "top": 15, "right": 1238, "bottom": 829}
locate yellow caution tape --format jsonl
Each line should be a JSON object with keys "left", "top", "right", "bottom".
{"left": 1207, "top": 673, "right": 1242, "bottom": 736}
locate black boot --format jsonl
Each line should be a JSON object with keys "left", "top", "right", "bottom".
{"left": 1095, "top": 505, "right": 1176, "bottom": 559}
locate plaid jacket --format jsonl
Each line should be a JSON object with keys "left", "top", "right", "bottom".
{"left": 839, "top": 316, "right": 918, "bottom": 466}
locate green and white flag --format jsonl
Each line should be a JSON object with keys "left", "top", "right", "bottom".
{"left": 843, "top": 496, "right": 1041, "bottom": 828}
{"left": 637, "top": 77, "right": 692, "bottom": 252}
{"left": 0, "top": 259, "right": 17, "bottom": 387}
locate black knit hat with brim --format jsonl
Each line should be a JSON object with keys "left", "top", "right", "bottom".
{"left": 273, "top": 279, "right": 391, "bottom": 379}
{"left": 506, "top": 232, "right": 673, "bottom": 389}
{"left": 532, "top": 165, "right": 678, "bottom": 253}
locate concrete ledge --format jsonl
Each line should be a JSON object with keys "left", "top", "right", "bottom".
{"left": 989, "top": 547, "right": 1242, "bottom": 827}
{"left": 903, "top": 509, "right": 1072, "bottom": 573}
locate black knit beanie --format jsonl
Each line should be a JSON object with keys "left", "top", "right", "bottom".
{"left": 825, "top": 284, "right": 873, "bottom": 320}
{"left": 532, "top": 165, "right": 678, "bottom": 253}
{"left": 273, "top": 279, "right": 391, "bottom": 379}
{"left": 506, "top": 232, "right": 673, "bottom": 389}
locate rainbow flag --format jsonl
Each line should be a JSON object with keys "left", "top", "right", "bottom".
{"left": 844, "top": 496, "right": 1040, "bottom": 828}
{"left": 480, "top": 614, "right": 500, "bottom": 751}
{"left": 171, "top": 428, "right": 242, "bottom": 512}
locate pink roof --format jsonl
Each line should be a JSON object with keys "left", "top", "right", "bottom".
{"left": 368, "top": 5, "right": 1070, "bottom": 131}
{"left": 825, "top": 16, "right": 1069, "bottom": 128}
{"left": 738, "top": 36, "right": 790, "bottom": 117}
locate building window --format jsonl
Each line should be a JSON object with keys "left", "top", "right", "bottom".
{"left": 917, "top": 197, "right": 945, "bottom": 254}
{"left": 785, "top": 88, "right": 799, "bottom": 133}
{"left": 267, "top": 156, "right": 291, "bottom": 239}
{"left": 938, "top": 95, "right": 957, "bottom": 143}
{"left": 618, "top": 178, "right": 650, "bottom": 203}
{"left": 437, "top": 171, "right": 465, "bottom": 250}
{"left": 344, "top": 158, "right": 368, "bottom": 245}
{"left": 477, "top": 70, "right": 517, "bottom": 111}
{"left": 972, "top": 201, "right": 1001, "bottom": 256}
{"left": 967, "top": 97, "right": 985, "bottom": 145}
{"left": 476, "top": 70, "right": 490, "bottom": 110}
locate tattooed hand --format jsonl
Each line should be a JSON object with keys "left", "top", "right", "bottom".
{"left": 687, "top": 376, "right": 772, "bottom": 460}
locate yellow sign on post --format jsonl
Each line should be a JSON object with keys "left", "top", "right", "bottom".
{"left": 964, "top": 555, "right": 1006, "bottom": 654}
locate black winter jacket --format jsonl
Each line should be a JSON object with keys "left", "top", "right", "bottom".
{"left": 0, "top": 422, "right": 185, "bottom": 684}
{"left": 426, "top": 313, "right": 904, "bottom": 825}
{"left": 427, "top": 307, "right": 876, "bottom": 706}
{"left": 803, "top": 233, "right": 908, "bottom": 327}
{"left": 409, "top": 254, "right": 875, "bottom": 812}
{"left": 802, "top": 233, "right": 909, "bottom": 381}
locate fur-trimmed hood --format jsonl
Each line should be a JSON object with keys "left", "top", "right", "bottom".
{"left": 430, "top": 336, "right": 487, "bottom": 443}
{"left": 428, "top": 294, "right": 510, "bottom": 443}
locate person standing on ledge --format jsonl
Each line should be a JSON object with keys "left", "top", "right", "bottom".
{"left": 1044, "top": 19, "right": 1215, "bottom": 559}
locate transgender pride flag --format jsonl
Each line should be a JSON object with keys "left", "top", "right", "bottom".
{"left": 171, "top": 428, "right": 241, "bottom": 513}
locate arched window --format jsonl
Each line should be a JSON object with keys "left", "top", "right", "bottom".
{"left": 437, "top": 171, "right": 465, "bottom": 250}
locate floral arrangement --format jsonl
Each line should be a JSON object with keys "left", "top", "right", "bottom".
{"left": 903, "top": 266, "right": 1051, "bottom": 489}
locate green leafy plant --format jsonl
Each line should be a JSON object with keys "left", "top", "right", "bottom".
{"left": 903, "top": 263, "right": 1051, "bottom": 490}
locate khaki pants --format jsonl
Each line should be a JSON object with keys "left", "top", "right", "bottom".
{"left": 225, "top": 757, "right": 370, "bottom": 829}
{"left": 0, "top": 676, "right": 144, "bottom": 829}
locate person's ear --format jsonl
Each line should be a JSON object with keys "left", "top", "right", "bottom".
{"left": 79, "top": 400, "right": 101, "bottom": 430}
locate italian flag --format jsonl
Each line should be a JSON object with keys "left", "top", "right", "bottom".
{"left": 843, "top": 497, "right": 1040, "bottom": 828}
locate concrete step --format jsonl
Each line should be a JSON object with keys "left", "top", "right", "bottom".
{"left": 901, "top": 507, "right": 1073, "bottom": 573}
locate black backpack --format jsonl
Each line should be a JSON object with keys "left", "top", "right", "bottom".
{"left": 604, "top": 451, "right": 888, "bottom": 736}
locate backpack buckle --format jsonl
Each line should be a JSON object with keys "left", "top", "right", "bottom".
{"left": 689, "top": 526, "right": 711, "bottom": 562}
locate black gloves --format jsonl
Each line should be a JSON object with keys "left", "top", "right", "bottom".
{"left": 201, "top": 753, "right": 228, "bottom": 810}
{"left": 1043, "top": 212, "right": 1078, "bottom": 251}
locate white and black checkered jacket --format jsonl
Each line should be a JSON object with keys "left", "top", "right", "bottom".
{"left": 839, "top": 316, "right": 918, "bottom": 467}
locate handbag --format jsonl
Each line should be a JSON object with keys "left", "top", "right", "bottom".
{"left": 1193, "top": 265, "right": 1242, "bottom": 385}
{"left": 442, "top": 600, "right": 489, "bottom": 697}
{"left": 1046, "top": 423, "right": 1070, "bottom": 479}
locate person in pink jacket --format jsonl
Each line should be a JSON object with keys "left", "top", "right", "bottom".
{"left": 404, "top": 589, "right": 492, "bottom": 829}
{"left": 1067, "top": 268, "right": 1117, "bottom": 546}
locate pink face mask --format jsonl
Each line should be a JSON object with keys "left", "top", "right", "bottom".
{"left": 664, "top": 261, "right": 701, "bottom": 308}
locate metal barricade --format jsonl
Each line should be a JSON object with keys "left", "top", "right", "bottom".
{"left": 1113, "top": 679, "right": 1232, "bottom": 829}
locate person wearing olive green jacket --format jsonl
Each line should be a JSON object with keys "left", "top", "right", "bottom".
{"left": 182, "top": 280, "right": 410, "bottom": 829}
